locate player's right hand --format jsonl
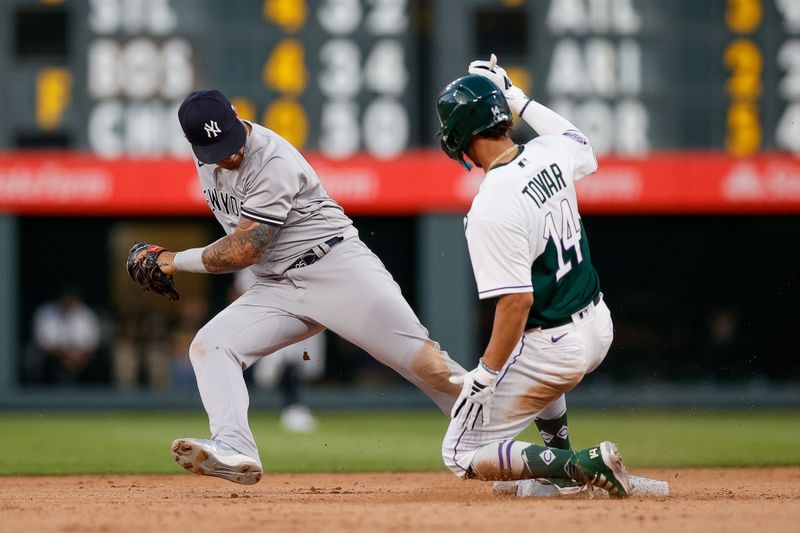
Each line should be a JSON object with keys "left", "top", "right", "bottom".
{"left": 449, "top": 364, "right": 497, "bottom": 430}
{"left": 468, "top": 53, "right": 528, "bottom": 114}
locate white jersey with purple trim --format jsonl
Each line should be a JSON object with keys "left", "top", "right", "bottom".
{"left": 442, "top": 129, "right": 613, "bottom": 478}
{"left": 193, "top": 121, "right": 356, "bottom": 277}
{"left": 464, "top": 130, "right": 601, "bottom": 328}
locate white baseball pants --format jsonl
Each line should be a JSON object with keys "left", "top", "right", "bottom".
{"left": 442, "top": 297, "right": 614, "bottom": 476}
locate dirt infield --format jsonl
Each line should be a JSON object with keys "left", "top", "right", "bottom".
{"left": 1, "top": 468, "right": 798, "bottom": 532}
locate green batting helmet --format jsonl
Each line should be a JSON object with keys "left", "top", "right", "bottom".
{"left": 436, "top": 74, "right": 512, "bottom": 169}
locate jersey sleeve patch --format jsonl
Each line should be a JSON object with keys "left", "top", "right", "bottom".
{"left": 563, "top": 130, "right": 588, "bottom": 145}
{"left": 558, "top": 130, "right": 598, "bottom": 180}
{"left": 240, "top": 207, "right": 285, "bottom": 226}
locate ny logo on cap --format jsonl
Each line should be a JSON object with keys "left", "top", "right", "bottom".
{"left": 204, "top": 120, "right": 222, "bottom": 138}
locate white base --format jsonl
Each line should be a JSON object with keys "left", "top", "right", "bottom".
{"left": 493, "top": 475, "right": 669, "bottom": 498}
{"left": 629, "top": 475, "right": 670, "bottom": 496}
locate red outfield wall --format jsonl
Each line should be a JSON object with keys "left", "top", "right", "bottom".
{"left": 0, "top": 150, "right": 799, "bottom": 215}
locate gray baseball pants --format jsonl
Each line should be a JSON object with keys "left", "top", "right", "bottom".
{"left": 188, "top": 237, "right": 465, "bottom": 461}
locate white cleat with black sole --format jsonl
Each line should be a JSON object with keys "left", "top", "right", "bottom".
{"left": 171, "top": 438, "right": 263, "bottom": 485}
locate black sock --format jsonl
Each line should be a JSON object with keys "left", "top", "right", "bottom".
{"left": 534, "top": 410, "right": 572, "bottom": 450}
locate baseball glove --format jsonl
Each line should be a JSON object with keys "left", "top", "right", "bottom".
{"left": 126, "top": 242, "right": 180, "bottom": 301}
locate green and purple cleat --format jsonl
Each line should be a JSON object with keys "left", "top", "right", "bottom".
{"left": 571, "top": 441, "right": 631, "bottom": 498}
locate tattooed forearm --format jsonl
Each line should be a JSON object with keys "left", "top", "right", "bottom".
{"left": 201, "top": 220, "right": 279, "bottom": 274}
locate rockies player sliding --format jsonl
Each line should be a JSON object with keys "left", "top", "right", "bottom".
{"left": 436, "top": 55, "right": 631, "bottom": 497}
{"left": 145, "top": 90, "right": 465, "bottom": 485}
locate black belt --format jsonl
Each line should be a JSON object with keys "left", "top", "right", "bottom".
{"left": 541, "top": 293, "right": 602, "bottom": 330}
{"left": 287, "top": 236, "right": 344, "bottom": 271}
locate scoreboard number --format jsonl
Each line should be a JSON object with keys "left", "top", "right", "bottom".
{"left": 315, "top": 0, "right": 412, "bottom": 159}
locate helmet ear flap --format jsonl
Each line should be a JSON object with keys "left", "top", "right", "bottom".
{"left": 439, "top": 136, "right": 473, "bottom": 170}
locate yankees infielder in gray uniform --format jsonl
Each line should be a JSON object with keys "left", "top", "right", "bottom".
{"left": 151, "top": 90, "right": 464, "bottom": 484}
{"left": 436, "top": 56, "right": 631, "bottom": 497}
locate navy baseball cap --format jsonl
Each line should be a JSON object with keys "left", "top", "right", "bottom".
{"left": 178, "top": 90, "right": 246, "bottom": 164}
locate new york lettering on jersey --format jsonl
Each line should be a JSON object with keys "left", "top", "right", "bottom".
{"left": 192, "top": 122, "right": 355, "bottom": 275}
{"left": 204, "top": 187, "right": 241, "bottom": 217}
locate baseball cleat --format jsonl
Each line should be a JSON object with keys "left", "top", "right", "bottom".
{"left": 171, "top": 438, "right": 263, "bottom": 485}
{"left": 571, "top": 441, "right": 631, "bottom": 498}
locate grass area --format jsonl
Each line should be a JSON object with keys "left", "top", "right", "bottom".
{"left": 0, "top": 409, "right": 798, "bottom": 475}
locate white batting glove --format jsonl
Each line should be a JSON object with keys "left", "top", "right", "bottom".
{"left": 468, "top": 53, "right": 529, "bottom": 114}
{"left": 449, "top": 362, "right": 498, "bottom": 430}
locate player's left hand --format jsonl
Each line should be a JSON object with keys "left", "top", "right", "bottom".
{"left": 449, "top": 363, "right": 498, "bottom": 430}
{"left": 468, "top": 53, "right": 528, "bottom": 114}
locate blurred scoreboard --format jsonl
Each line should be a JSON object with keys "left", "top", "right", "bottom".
{"left": 2, "top": 0, "right": 418, "bottom": 159}
{"left": 2, "top": 0, "right": 799, "bottom": 158}
{"left": 431, "top": 0, "right": 800, "bottom": 157}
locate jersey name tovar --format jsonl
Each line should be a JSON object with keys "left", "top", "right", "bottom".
{"left": 204, "top": 187, "right": 241, "bottom": 217}
{"left": 520, "top": 161, "right": 567, "bottom": 209}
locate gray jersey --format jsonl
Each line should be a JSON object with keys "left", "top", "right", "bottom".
{"left": 193, "top": 122, "right": 356, "bottom": 276}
